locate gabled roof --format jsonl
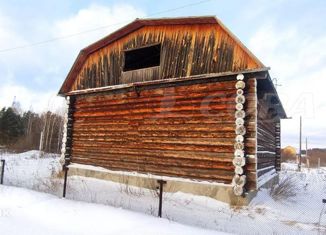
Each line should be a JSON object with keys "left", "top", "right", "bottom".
{"left": 59, "top": 16, "right": 265, "bottom": 95}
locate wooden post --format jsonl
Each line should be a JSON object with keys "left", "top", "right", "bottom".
{"left": 298, "top": 116, "right": 302, "bottom": 171}
{"left": 157, "top": 180, "right": 166, "bottom": 218}
{"left": 0, "top": 160, "right": 5, "bottom": 185}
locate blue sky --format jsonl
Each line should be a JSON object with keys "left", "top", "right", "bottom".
{"left": 0, "top": 0, "right": 325, "bottom": 148}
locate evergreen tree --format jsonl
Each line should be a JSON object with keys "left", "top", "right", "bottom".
{"left": 0, "top": 107, "right": 64, "bottom": 153}
{"left": 0, "top": 107, "right": 24, "bottom": 145}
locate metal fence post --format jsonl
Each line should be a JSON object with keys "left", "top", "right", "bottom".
{"left": 62, "top": 165, "right": 69, "bottom": 198}
{"left": 0, "top": 160, "right": 5, "bottom": 185}
{"left": 157, "top": 180, "right": 167, "bottom": 218}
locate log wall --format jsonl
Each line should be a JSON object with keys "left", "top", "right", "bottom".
{"left": 275, "top": 120, "right": 281, "bottom": 171}
{"left": 243, "top": 78, "right": 258, "bottom": 190}
{"left": 256, "top": 98, "right": 277, "bottom": 179}
{"left": 69, "top": 77, "right": 258, "bottom": 190}
{"left": 63, "top": 97, "right": 75, "bottom": 167}
{"left": 69, "top": 24, "right": 260, "bottom": 92}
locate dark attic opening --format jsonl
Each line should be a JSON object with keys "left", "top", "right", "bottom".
{"left": 123, "top": 44, "right": 161, "bottom": 71}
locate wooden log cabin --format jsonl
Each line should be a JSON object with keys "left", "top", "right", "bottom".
{"left": 58, "top": 16, "right": 286, "bottom": 205}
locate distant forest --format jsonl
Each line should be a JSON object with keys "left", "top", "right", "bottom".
{"left": 0, "top": 107, "right": 63, "bottom": 153}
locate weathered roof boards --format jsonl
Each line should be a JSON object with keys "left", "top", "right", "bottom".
{"left": 59, "top": 16, "right": 286, "bottom": 200}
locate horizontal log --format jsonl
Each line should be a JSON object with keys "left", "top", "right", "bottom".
{"left": 75, "top": 96, "right": 257, "bottom": 112}
{"left": 257, "top": 161, "right": 275, "bottom": 170}
{"left": 76, "top": 81, "right": 238, "bottom": 103}
{"left": 74, "top": 114, "right": 256, "bottom": 125}
{"left": 72, "top": 141, "right": 257, "bottom": 153}
{"left": 72, "top": 157, "right": 234, "bottom": 183}
{"left": 73, "top": 123, "right": 237, "bottom": 132}
{"left": 72, "top": 127, "right": 236, "bottom": 134}
{"left": 75, "top": 89, "right": 237, "bottom": 108}
{"left": 72, "top": 147, "right": 233, "bottom": 161}
{"left": 257, "top": 145, "right": 276, "bottom": 153}
{"left": 76, "top": 98, "right": 237, "bottom": 111}
{"left": 73, "top": 109, "right": 237, "bottom": 119}
{"left": 257, "top": 156, "right": 276, "bottom": 164}
{"left": 257, "top": 135, "right": 275, "bottom": 146}
{"left": 257, "top": 141, "right": 275, "bottom": 151}
{"left": 244, "top": 148, "right": 257, "bottom": 155}
{"left": 257, "top": 166, "right": 275, "bottom": 177}
{"left": 257, "top": 120, "right": 275, "bottom": 135}
{"left": 72, "top": 153, "right": 235, "bottom": 171}
{"left": 71, "top": 148, "right": 257, "bottom": 171}
{"left": 74, "top": 103, "right": 236, "bottom": 117}
{"left": 73, "top": 129, "right": 236, "bottom": 138}
{"left": 257, "top": 128, "right": 275, "bottom": 141}
{"left": 74, "top": 116, "right": 257, "bottom": 125}
{"left": 71, "top": 135, "right": 257, "bottom": 148}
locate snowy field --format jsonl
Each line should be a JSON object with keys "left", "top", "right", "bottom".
{"left": 0, "top": 151, "right": 325, "bottom": 235}
{"left": 0, "top": 186, "right": 226, "bottom": 235}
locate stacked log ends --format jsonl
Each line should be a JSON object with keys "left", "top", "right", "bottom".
{"left": 235, "top": 125, "right": 246, "bottom": 135}
{"left": 232, "top": 156, "right": 245, "bottom": 166}
{"left": 234, "top": 142, "right": 244, "bottom": 150}
{"left": 60, "top": 97, "right": 70, "bottom": 165}
{"left": 235, "top": 135, "right": 244, "bottom": 143}
{"left": 234, "top": 149, "right": 244, "bottom": 158}
{"left": 235, "top": 110, "right": 245, "bottom": 118}
{"left": 236, "top": 74, "right": 244, "bottom": 81}
{"left": 232, "top": 174, "right": 246, "bottom": 186}
{"left": 232, "top": 74, "right": 246, "bottom": 196}
{"left": 236, "top": 89, "right": 244, "bottom": 95}
{"left": 235, "top": 103, "right": 243, "bottom": 111}
{"left": 235, "top": 95, "right": 245, "bottom": 104}
{"left": 235, "top": 118, "right": 244, "bottom": 126}
{"left": 234, "top": 166, "right": 244, "bottom": 175}
{"left": 235, "top": 81, "right": 245, "bottom": 89}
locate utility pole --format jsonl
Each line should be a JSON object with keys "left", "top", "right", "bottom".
{"left": 298, "top": 116, "right": 302, "bottom": 171}
{"left": 305, "top": 137, "right": 309, "bottom": 169}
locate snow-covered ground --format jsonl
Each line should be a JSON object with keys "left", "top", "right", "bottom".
{"left": 0, "top": 186, "right": 226, "bottom": 235}
{"left": 0, "top": 151, "right": 325, "bottom": 235}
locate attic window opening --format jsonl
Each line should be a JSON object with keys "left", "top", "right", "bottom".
{"left": 124, "top": 44, "right": 161, "bottom": 71}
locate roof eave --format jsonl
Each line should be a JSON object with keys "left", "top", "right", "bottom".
{"left": 64, "top": 67, "right": 270, "bottom": 96}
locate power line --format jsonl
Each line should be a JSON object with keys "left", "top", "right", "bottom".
{"left": 0, "top": 0, "right": 213, "bottom": 53}
{"left": 0, "top": 21, "right": 127, "bottom": 53}
{"left": 146, "top": 0, "right": 213, "bottom": 17}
